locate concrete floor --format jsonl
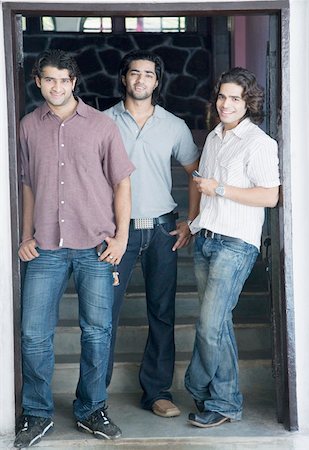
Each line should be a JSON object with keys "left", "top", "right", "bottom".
{"left": 2, "top": 389, "right": 309, "bottom": 450}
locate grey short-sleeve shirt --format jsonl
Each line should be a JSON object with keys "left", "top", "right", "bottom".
{"left": 104, "top": 101, "right": 199, "bottom": 218}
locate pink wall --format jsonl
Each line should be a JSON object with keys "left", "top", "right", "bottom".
{"left": 232, "top": 15, "right": 269, "bottom": 89}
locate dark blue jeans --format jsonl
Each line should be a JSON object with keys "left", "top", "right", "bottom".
{"left": 21, "top": 248, "right": 113, "bottom": 421}
{"left": 106, "top": 220, "right": 177, "bottom": 409}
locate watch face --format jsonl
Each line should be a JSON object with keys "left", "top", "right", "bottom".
{"left": 216, "top": 185, "right": 225, "bottom": 196}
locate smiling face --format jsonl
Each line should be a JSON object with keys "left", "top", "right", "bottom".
{"left": 35, "top": 65, "right": 76, "bottom": 110}
{"left": 216, "top": 82, "right": 247, "bottom": 131}
{"left": 122, "top": 59, "right": 158, "bottom": 102}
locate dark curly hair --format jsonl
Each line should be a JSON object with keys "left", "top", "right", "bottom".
{"left": 32, "top": 49, "right": 81, "bottom": 91}
{"left": 119, "top": 50, "right": 164, "bottom": 105}
{"left": 213, "top": 67, "right": 264, "bottom": 124}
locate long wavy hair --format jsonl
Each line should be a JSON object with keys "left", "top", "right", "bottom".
{"left": 118, "top": 50, "right": 164, "bottom": 105}
{"left": 213, "top": 67, "right": 265, "bottom": 124}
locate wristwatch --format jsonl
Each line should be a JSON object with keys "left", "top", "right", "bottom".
{"left": 215, "top": 183, "right": 225, "bottom": 197}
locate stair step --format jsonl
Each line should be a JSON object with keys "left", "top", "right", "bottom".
{"left": 54, "top": 320, "right": 271, "bottom": 357}
{"left": 52, "top": 356, "right": 272, "bottom": 395}
{"left": 60, "top": 290, "right": 270, "bottom": 323}
{"left": 123, "top": 291, "right": 270, "bottom": 323}
{"left": 65, "top": 258, "right": 269, "bottom": 293}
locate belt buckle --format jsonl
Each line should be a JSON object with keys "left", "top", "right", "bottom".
{"left": 133, "top": 218, "right": 154, "bottom": 230}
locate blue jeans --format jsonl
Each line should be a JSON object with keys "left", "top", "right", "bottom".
{"left": 184, "top": 233, "right": 258, "bottom": 420}
{"left": 21, "top": 247, "right": 113, "bottom": 421}
{"left": 106, "top": 221, "right": 177, "bottom": 409}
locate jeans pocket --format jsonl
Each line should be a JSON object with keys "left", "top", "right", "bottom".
{"left": 96, "top": 240, "right": 108, "bottom": 256}
{"left": 221, "top": 239, "right": 257, "bottom": 256}
{"left": 157, "top": 221, "right": 176, "bottom": 238}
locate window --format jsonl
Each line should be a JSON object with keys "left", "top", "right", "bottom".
{"left": 22, "top": 16, "right": 193, "bottom": 34}
{"left": 125, "top": 17, "right": 186, "bottom": 32}
{"left": 22, "top": 16, "right": 27, "bottom": 31}
{"left": 81, "top": 17, "right": 112, "bottom": 33}
{"left": 42, "top": 17, "right": 55, "bottom": 31}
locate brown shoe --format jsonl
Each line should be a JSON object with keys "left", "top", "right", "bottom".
{"left": 152, "top": 400, "right": 181, "bottom": 418}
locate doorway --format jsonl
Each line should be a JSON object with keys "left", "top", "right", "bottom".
{"left": 3, "top": 0, "right": 295, "bottom": 432}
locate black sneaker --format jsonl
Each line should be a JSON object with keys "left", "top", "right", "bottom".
{"left": 76, "top": 406, "right": 122, "bottom": 440}
{"left": 188, "top": 411, "right": 230, "bottom": 428}
{"left": 14, "top": 415, "right": 54, "bottom": 448}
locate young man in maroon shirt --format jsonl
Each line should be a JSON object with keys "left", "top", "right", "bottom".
{"left": 14, "top": 49, "right": 134, "bottom": 448}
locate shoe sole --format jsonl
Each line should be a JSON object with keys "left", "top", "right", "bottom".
{"left": 152, "top": 408, "right": 181, "bottom": 418}
{"left": 76, "top": 422, "right": 122, "bottom": 440}
{"left": 188, "top": 416, "right": 230, "bottom": 428}
{"left": 152, "top": 411, "right": 181, "bottom": 418}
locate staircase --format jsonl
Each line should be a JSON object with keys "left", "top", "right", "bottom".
{"left": 52, "top": 242, "right": 272, "bottom": 396}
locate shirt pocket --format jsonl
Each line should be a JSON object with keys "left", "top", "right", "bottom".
{"left": 219, "top": 155, "right": 248, "bottom": 186}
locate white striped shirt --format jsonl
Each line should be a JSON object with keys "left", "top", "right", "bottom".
{"left": 190, "top": 118, "right": 280, "bottom": 249}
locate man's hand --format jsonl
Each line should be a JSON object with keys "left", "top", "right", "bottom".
{"left": 170, "top": 221, "right": 192, "bottom": 251}
{"left": 98, "top": 236, "right": 127, "bottom": 265}
{"left": 193, "top": 177, "right": 218, "bottom": 196}
{"left": 18, "top": 239, "right": 39, "bottom": 262}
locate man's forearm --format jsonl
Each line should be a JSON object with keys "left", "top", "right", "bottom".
{"left": 223, "top": 185, "right": 279, "bottom": 208}
{"left": 188, "top": 175, "right": 201, "bottom": 220}
{"left": 195, "top": 176, "right": 279, "bottom": 208}
{"left": 113, "top": 176, "right": 131, "bottom": 241}
{"left": 21, "top": 184, "right": 35, "bottom": 241}
{"left": 183, "top": 160, "right": 201, "bottom": 221}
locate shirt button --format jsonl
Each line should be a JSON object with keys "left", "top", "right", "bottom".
{"left": 60, "top": 181, "right": 64, "bottom": 185}
{"left": 61, "top": 162, "right": 64, "bottom": 166}
{"left": 61, "top": 123, "right": 64, "bottom": 127}
{"left": 61, "top": 200, "right": 65, "bottom": 204}
{"left": 61, "top": 144, "right": 64, "bottom": 147}
{"left": 61, "top": 219, "right": 65, "bottom": 223}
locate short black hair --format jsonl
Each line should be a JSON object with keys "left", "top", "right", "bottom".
{"left": 32, "top": 49, "right": 81, "bottom": 90}
{"left": 119, "top": 50, "right": 164, "bottom": 104}
{"left": 213, "top": 67, "right": 265, "bottom": 124}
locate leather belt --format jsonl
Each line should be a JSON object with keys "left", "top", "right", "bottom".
{"left": 130, "top": 212, "right": 178, "bottom": 230}
{"left": 200, "top": 228, "right": 244, "bottom": 244}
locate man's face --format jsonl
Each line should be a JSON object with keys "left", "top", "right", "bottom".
{"left": 35, "top": 66, "right": 76, "bottom": 108}
{"left": 216, "top": 82, "right": 247, "bottom": 130}
{"left": 122, "top": 59, "right": 158, "bottom": 101}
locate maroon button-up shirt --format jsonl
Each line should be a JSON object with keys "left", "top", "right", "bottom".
{"left": 20, "top": 98, "right": 135, "bottom": 250}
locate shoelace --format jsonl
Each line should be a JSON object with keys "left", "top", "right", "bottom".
{"left": 21, "top": 417, "right": 29, "bottom": 431}
{"left": 100, "top": 410, "right": 110, "bottom": 425}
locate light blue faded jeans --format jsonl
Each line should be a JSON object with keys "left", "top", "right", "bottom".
{"left": 21, "top": 247, "right": 113, "bottom": 421}
{"left": 184, "top": 232, "right": 258, "bottom": 420}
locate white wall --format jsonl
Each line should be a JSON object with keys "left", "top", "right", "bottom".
{"left": 289, "top": 0, "right": 309, "bottom": 432}
{"left": 1, "top": 0, "right": 309, "bottom": 436}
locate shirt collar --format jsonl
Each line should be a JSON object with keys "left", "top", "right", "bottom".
{"left": 39, "top": 102, "right": 52, "bottom": 120}
{"left": 39, "top": 96, "right": 88, "bottom": 120}
{"left": 214, "top": 117, "right": 252, "bottom": 139}
{"left": 74, "top": 97, "right": 89, "bottom": 118}
{"left": 113, "top": 100, "right": 166, "bottom": 119}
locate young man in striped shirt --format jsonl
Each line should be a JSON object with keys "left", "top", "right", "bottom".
{"left": 185, "top": 67, "right": 280, "bottom": 428}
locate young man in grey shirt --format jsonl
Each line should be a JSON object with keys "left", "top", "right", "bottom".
{"left": 104, "top": 50, "right": 200, "bottom": 418}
